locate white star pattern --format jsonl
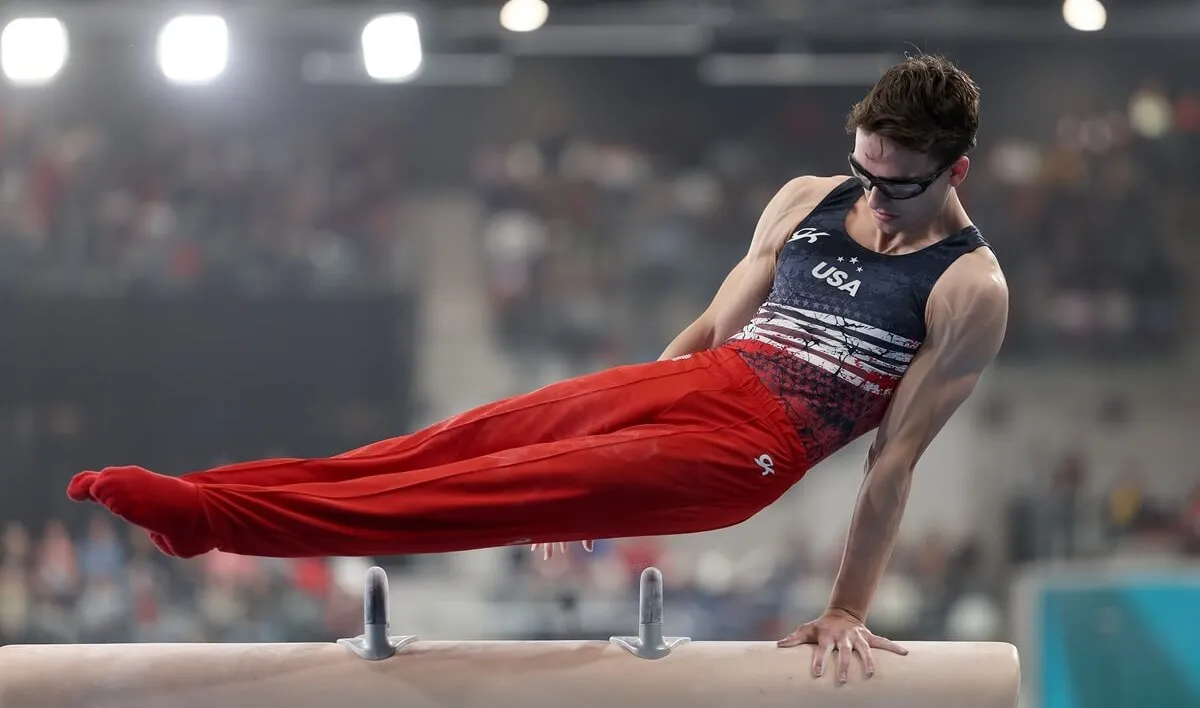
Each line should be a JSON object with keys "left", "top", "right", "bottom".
{"left": 850, "top": 257, "right": 859, "bottom": 264}
{"left": 837, "top": 257, "right": 844, "bottom": 262}
{"left": 857, "top": 267, "right": 863, "bottom": 272}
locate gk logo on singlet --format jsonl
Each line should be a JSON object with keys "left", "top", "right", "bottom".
{"left": 787, "top": 227, "right": 828, "bottom": 244}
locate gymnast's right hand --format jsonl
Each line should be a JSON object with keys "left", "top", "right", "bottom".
{"left": 777, "top": 608, "right": 907, "bottom": 683}
{"left": 531, "top": 540, "right": 594, "bottom": 560}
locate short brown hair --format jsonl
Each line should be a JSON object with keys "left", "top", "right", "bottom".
{"left": 846, "top": 54, "right": 980, "bottom": 166}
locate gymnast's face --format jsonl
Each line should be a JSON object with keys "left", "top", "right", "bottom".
{"left": 849, "top": 129, "right": 968, "bottom": 235}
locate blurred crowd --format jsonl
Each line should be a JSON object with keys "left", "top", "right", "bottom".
{"left": 0, "top": 514, "right": 369, "bottom": 646}
{"left": 0, "top": 104, "right": 407, "bottom": 295}
{"left": 1008, "top": 451, "right": 1200, "bottom": 563}
{"left": 0, "top": 515, "right": 995, "bottom": 645}
{"left": 0, "top": 64, "right": 1190, "bottom": 361}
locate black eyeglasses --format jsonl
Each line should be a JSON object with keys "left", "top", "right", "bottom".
{"left": 847, "top": 154, "right": 953, "bottom": 201}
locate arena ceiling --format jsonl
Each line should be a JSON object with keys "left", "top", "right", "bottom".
{"left": 12, "top": 0, "right": 1200, "bottom": 41}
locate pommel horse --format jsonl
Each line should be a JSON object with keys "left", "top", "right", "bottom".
{"left": 0, "top": 566, "right": 1020, "bottom": 708}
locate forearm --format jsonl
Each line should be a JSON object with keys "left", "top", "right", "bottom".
{"left": 659, "top": 317, "right": 716, "bottom": 360}
{"left": 826, "top": 462, "right": 913, "bottom": 622}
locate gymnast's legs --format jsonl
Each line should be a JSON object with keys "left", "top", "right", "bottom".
{"left": 68, "top": 346, "right": 808, "bottom": 558}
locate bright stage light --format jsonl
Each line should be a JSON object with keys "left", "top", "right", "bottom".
{"left": 362, "top": 13, "right": 422, "bottom": 82}
{"left": 1062, "top": 0, "right": 1107, "bottom": 32}
{"left": 500, "top": 0, "right": 550, "bottom": 33}
{"left": 1, "top": 18, "right": 68, "bottom": 85}
{"left": 158, "top": 15, "right": 229, "bottom": 85}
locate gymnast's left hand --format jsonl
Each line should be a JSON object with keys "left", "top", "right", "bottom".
{"left": 777, "top": 608, "right": 907, "bottom": 683}
{"left": 530, "top": 540, "right": 594, "bottom": 560}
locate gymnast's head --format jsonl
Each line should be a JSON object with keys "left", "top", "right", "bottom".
{"left": 845, "top": 53, "right": 980, "bottom": 234}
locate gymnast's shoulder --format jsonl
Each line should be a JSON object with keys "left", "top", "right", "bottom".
{"left": 754, "top": 175, "right": 848, "bottom": 239}
{"left": 767, "top": 174, "right": 849, "bottom": 206}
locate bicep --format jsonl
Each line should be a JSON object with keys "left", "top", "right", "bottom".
{"left": 869, "top": 347, "right": 988, "bottom": 468}
{"left": 871, "top": 265, "right": 1009, "bottom": 467}
{"left": 704, "top": 252, "right": 777, "bottom": 343}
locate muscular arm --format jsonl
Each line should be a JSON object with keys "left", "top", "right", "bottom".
{"left": 660, "top": 177, "right": 831, "bottom": 359}
{"left": 825, "top": 250, "right": 1009, "bottom": 623}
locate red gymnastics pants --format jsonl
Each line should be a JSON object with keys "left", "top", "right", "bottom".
{"left": 67, "top": 343, "right": 809, "bottom": 559}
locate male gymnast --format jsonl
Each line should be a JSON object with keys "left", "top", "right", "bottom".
{"left": 69, "top": 54, "right": 1008, "bottom": 683}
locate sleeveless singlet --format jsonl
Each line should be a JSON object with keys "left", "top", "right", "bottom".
{"left": 726, "top": 177, "right": 989, "bottom": 466}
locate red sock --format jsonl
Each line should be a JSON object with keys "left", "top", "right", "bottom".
{"left": 68, "top": 467, "right": 216, "bottom": 558}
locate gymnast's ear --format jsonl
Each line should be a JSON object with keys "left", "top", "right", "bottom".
{"left": 948, "top": 155, "right": 970, "bottom": 187}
